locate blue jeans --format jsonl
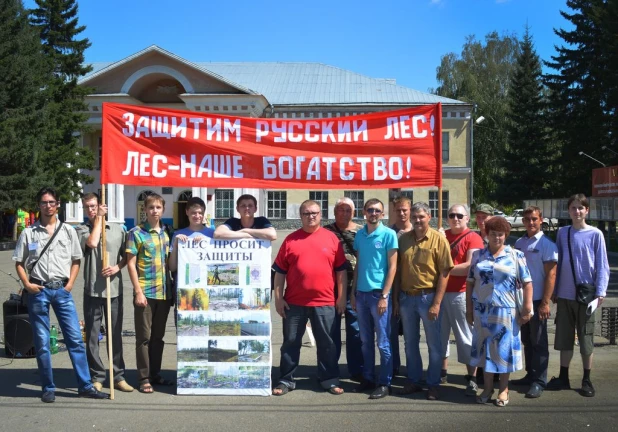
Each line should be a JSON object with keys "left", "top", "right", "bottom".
{"left": 279, "top": 304, "right": 340, "bottom": 390}
{"left": 399, "top": 291, "right": 442, "bottom": 388}
{"left": 28, "top": 286, "right": 93, "bottom": 393}
{"left": 356, "top": 291, "right": 392, "bottom": 386}
{"left": 391, "top": 313, "right": 401, "bottom": 372}
{"left": 334, "top": 297, "right": 363, "bottom": 377}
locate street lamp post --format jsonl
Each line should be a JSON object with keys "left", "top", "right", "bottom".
{"left": 578, "top": 151, "right": 606, "bottom": 167}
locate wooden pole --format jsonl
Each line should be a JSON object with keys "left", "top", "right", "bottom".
{"left": 101, "top": 187, "right": 115, "bottom": 400}
{"left": 438, "top": 186, "right": 443, "bottom": 229}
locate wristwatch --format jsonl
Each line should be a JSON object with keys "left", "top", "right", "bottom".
{"left": 381, "top": 293, "right": 388, "bottom": 299}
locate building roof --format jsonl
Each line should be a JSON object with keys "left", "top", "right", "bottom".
{"left": 82, "top": 46, "right": 467, "bottom": 107}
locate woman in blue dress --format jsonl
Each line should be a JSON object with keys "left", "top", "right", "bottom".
{"left": 466, "top": 217, "right": 533, "bottom": 407}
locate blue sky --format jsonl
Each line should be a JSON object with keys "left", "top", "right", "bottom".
{"left": 27, "top": 0, "right": 571, "bottom": 93}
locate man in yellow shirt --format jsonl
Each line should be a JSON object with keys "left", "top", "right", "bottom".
{"left": 394, "top": 202, "right": 453, "bottom": 401}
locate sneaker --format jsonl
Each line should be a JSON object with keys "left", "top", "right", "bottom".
{"left": 546, "top": 376, "right": 571, "bottom": 391}
{"left": 464, "top": 376, "right": 478, "bottom": 396}
{"left": 41, "top": 391, "right": 55, "bottom": 403}
{"left": 580, "top": 379, "right": 595, "bottom": 397}
{"left": 78, "top": 387, "right": 109, "bottom": 399}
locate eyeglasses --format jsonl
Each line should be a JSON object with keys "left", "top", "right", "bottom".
{"left": 522, "top": 217, "right": 540, "bottom": 222}
{"left": 301, "top": 211, "right": 320, "bottom": 217}
{"left": 40, "top": 201, "right": 58, "bottom": 207}
{"left": 448, "top": 213, "right": 465, "bottom": 220}
{"left": 85, "top": 204, "right": 98, "bottom": 209}
{"left": 366, "top": 208, "right": 382, "bottom": 214}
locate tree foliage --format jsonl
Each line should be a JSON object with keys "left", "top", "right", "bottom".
{"left": 0, "top": 0, "right": 47, "bottom": 210}
{"left": 544, "top": 0, "right": 617, "bottom": 196}
{"left": 434, "top": 31, "right": 520, "bottom": 203}
{"left": 29, "top": 0, "right": 94, "bottom": 203}
{"left": 500, "top": 27, "right": 558, "bottom": 204}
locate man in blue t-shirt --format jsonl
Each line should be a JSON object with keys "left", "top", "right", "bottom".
{"left": 168, "top": 197, "right": 214, "bottom": 279}
{"left": 351, "top": 198, "right": 398, "bottom": 399}
{"left": 214, "top": 194, "right": 276, "bottom": 241}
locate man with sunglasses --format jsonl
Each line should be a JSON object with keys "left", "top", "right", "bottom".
{"left": 511, "top": 206, "right": 558, "bottom": 399}
{"left": 440, "top": 204, "right": 484, "bottom": 395}
{"left": 13, "top": 187, "right": 108, "bottom": 402}
{"left": 272, "top": 200, "right": 347, "bottom": 396}
{"left": 351, "top": 199, "right": 398, "bottom": 399}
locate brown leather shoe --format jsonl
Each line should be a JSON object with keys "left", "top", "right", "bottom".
{"left": 92, "top": 382, "right": 103, "bottom": 391}
{"left": 114, "top": 380, "right": 135, "bottom": 392}
{"left": 427, "top": 386, "right": 440, "bottom": 400}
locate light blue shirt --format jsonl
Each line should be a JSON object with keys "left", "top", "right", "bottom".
{"left": 515, "top": 232, "right": 558, "bottom": 301}
{"left": 353, "top": 223, "right": 398, "bottom": 292}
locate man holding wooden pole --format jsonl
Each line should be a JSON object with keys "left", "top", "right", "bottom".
{"left": 76, "top": 192, "right": 133, "bottom": 397}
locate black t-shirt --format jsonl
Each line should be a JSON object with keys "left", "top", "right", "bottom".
{"left": 223, "top": 216, "right": 273, "bottom": 231}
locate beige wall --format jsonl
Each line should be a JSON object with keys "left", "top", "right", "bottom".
{"left": 442, "top": 118, "right": 469, "bottom": 167}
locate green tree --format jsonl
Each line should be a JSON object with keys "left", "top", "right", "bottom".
{"left": 499, "top": 27, "right": 558, "bottom": 205}
{"left": 0, "top": 0, "right": 46, "bottom": 213}
{"left": 544, "top": 0, "right": 615, "bottom": 195}
{"left": 29, "top": 0, "right": 94, "bottom": 203}
{"left": 434, "top": 31, "right": 520, "bottom": 203}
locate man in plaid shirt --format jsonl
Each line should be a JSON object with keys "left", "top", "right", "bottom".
{"left": 126, "top": 193, "right": 173, "bottom": 393}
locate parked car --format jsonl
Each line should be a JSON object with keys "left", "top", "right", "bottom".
{"left": 493, "top": 210, "right": 505, "bottom": 216}
{"left": 504, "top": 209, "right": 558, "bottom": 230}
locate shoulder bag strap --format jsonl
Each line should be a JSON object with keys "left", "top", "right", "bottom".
{"left": 29, "top": 220, "right": 64, "bottom": 274}
{"left": 449, "top": 230, "right": 472, "bottom": 251}
{"left": 566, "top": 226, "right": 579, "bottom": 285}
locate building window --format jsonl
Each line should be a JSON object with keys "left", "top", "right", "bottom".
{"left": 442, "top": 132, "right": 450, "bottom": 163}
{"left": 178, "top": 190, "right": 192, "bottom": 201}
{"left": 309, "top": 191, "right": 328, "bottom": 218}
{"left": 97, "top": 137, "right": 102, "bottom": 170}
{"left": 399, "top": 190, "right": 413, "bottom": 202}
{"left": 267, "top": 191, "right": 287, "bottom": 219}
{"left": 215, "top": 189, "right": 234, "bottom": 218}
{"left": 429, "top": 191, "right": 449, "bottom": 219}
{"left": 344, "top": 191, "right": 364, "bottom": 219}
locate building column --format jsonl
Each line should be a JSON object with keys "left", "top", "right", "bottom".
{"left": 107, "top": 183, "right": 125, "bottom": 223}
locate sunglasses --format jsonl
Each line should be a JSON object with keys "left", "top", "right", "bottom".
{"left": 448, "top": 213, "right": 465, "bottom": 220}
{"left": 366, "top": 208, "right": 382, "bottom": 214}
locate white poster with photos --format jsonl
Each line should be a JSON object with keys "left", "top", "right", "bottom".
{"left": 176, "top": 237, "right": 272, "bottom": 396}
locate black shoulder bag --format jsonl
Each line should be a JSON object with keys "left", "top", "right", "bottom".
{"left": 567, "top": 227, "right": 596, "bottom": 305}
{"left": 449, "top": 230, "right": 473, "bottom": 251}
{"left": 21, "top": 221, "right": 64, "bottom": 307}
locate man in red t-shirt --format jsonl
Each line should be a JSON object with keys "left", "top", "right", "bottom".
{"left": 441, "top": 204, "right": 484, "bottom": 396}
{"left": 272, "top": 200, "right": 347, "bottom": 396}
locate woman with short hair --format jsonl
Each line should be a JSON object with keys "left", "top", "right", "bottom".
{"left": 466, "top": 216, "right": 533, "bottom": 407}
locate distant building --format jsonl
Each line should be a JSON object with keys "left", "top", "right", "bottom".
{"left": 68, "top": 45, "right": 472, "bottom": 228}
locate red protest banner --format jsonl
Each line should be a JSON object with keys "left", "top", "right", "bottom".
{"left": 101, "top": 102, "right": 442, "bottom": 189}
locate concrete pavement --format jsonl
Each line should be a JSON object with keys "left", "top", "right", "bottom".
{"left": 0, "top": 232, "right": 617, "bottom": 432}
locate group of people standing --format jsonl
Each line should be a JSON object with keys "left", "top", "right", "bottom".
{"left": 12, "top": 187, "right": 608, "bottom": 406}
{"left": 271, "top": 194, "right": 608, "bottom": 407}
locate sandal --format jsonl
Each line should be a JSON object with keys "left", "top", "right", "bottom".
{"left": 326, "top": 385, "right": 344, "bottom": 395}
{"left": 476, "top": 390, "right": 494, "bottom": 404}
{"left": 272, "top": 383, "right": 290, "bottom": 396}
{"left": 151, "top": 375, "right": 175, "bottom": 386}
{"left": 138, "top": 381, "right": 154, "bottom": 394}
{"left": 495, "top": 392, "right": 509, "bottom": 407}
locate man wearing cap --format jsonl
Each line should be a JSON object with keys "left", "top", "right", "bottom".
{"left": 474, "top": 204, "right": 494, "bottom": 244}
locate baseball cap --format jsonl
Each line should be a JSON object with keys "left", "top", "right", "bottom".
{"left": 475, "top": 203, "right": 494, "bottom": 215}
